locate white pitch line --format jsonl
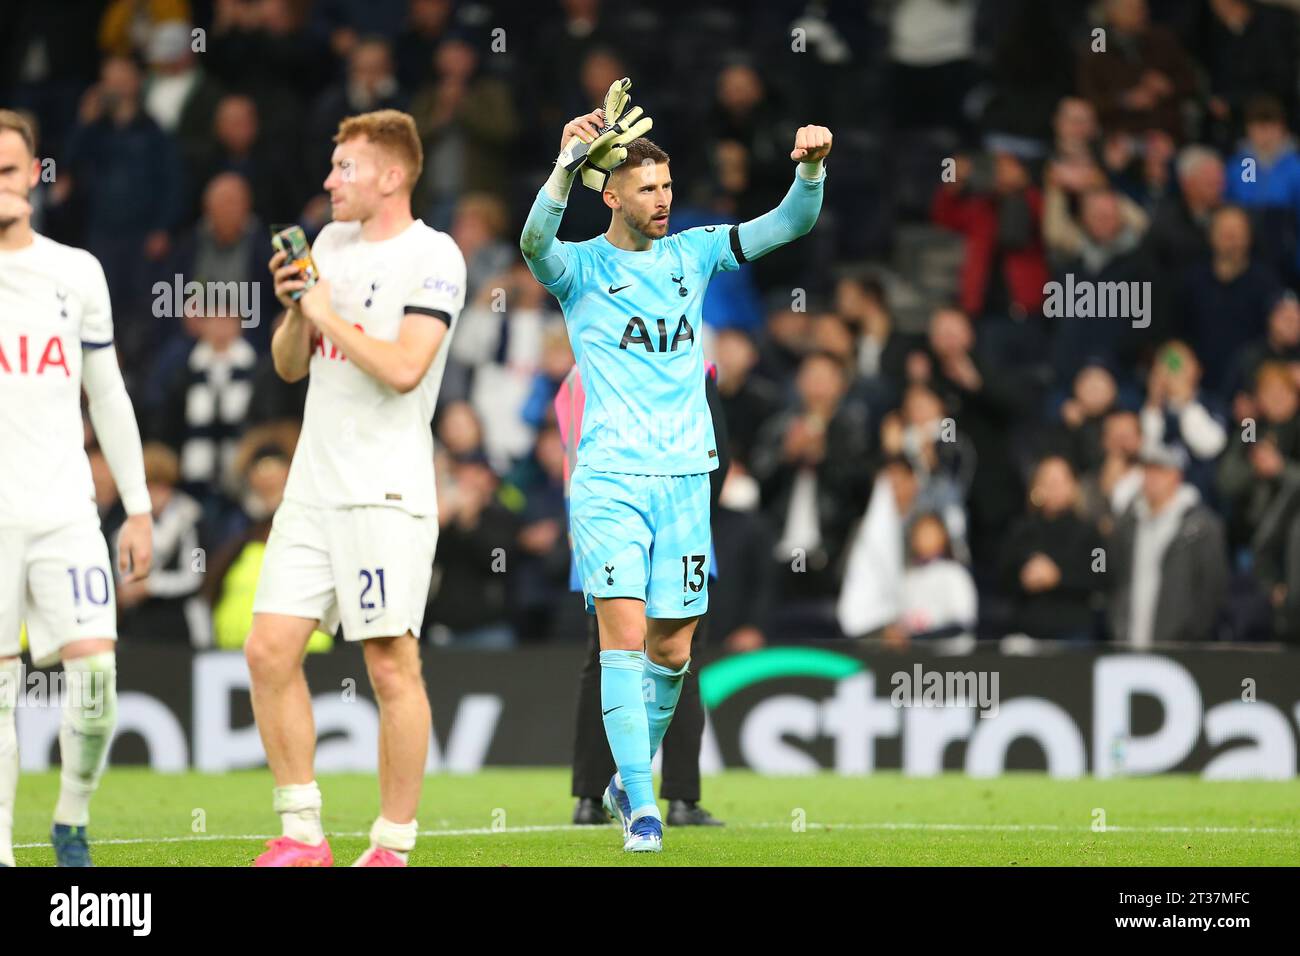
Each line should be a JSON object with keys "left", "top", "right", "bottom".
{"left": 14, "top": 820, "right": 1298, "bottom": 849}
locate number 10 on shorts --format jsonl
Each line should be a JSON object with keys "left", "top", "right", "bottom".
{"left": 67, "top": 566, "right": 111, "bottom": 607}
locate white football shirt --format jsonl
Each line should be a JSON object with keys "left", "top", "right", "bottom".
{"left": 0, "top": 233, "right": 114, "bottom": 529}
{"left": 283, "top": 219, "right": 466, "bottom": 516}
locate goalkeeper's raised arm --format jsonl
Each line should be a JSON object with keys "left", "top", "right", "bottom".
{"left": 520, "top": 76, "right": 656, "bottom": 281}
{"left": 730, "top": 124, "right": 832, "bottom": 262}
{"left": 520, "top": 109, "right": 832, "bottom": 286}
{"left": 517, "top": 107, "right": 606, "bottom": 283}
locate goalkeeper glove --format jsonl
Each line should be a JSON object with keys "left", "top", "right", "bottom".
{"left": 556, "top": 77, "right": 632, "bottom": 173}
{"left": 555, "top": 77, "right": 654, "bottom": 191}
{"left": 579, "top": 105, "right": 654, "bottom": 192}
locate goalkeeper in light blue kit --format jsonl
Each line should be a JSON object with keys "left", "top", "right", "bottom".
{"left": 520, "top": 78, "right": 830, "bottom": 852}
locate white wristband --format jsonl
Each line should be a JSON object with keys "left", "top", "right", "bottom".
{"left": 798, "top": 159, "right": 825, "bottom": 180}
{"left": 544, "top": 162, "right": 578, "bottom": 203}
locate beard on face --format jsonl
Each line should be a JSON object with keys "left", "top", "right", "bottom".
{"left": 623, "top": 205, "right": 666, "bottom": 239}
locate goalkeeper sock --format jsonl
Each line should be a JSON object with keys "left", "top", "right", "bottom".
{"left": 0, "top": 658, "right": 19, "bottom": 866}
{"left": 599, "top": 650, "right": 657, "bottom": 817}
{"left": 53, "top": 652, "right": 116, "bottom": 828}
{"left": 644, "top": 656, "right": 689, "bottom": 759}
{"left": 273, "top": 781, "right": 325, "bottom": 846}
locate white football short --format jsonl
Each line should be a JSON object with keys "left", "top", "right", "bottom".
{"left": 252, "top": 499, "right": 438, "bottom": 640}
{"left": 0, "top": 518, "right": 117, "bottom": 668}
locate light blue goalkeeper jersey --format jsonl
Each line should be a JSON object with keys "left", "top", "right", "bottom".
{"left": 538, "top": 226, "right": 742, "bottom": 475}
{"left": 522, "top": 167, "right": 825, "bottom": 476}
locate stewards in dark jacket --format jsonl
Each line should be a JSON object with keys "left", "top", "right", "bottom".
{"left": 999, "top": 456, "right": 1104, "bottom": 642}
{"left": 1109, "top": 443, "right": 1229, "bottom": 646}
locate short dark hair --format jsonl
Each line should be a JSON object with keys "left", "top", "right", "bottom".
{"left": 621, "top": 137, "right": 670, "bottom": 170}
{"left": 1245, "top": 94, "right": 1287, "bottom": 127}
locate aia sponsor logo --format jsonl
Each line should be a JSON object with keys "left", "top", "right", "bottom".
{"left": 0, "top": 334, "right": 71, "bottom": 377}
{"left": 618, "top": 314, "right": 695, "bottom": 353}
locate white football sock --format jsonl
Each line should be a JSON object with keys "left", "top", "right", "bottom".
{"left": 357, "top": 815, "right": 416, "bottom": 865}
{"left": 273, "top": 781, "right": 324, "bottom": 845}
{"left": 0, "top": 658, "right": 20, "bottom": 866}
{"left": 54, "top": 652, "right": 116, "bottom": 828}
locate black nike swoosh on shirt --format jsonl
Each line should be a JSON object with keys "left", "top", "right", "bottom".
{"left": 603, "top": 706, "right": 624, "bottom": 716}
{"left": 609, "top": 283, "right": 632, "bottom": 294}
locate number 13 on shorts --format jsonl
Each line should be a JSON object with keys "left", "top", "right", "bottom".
{"left": 681, "top": 554, "right": 706, "bottom": 595}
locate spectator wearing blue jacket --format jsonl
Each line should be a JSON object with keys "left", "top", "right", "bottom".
{"left": 1224, "top": 95, "right": 1300, "bottom": 282}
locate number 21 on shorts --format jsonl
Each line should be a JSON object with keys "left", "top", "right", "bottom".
{"left": 359, "top": 567, "right": 386, "bottom": 622}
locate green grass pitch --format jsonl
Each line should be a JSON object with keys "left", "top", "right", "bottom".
{"left": 11, "top": 769, "right": 1299, "bottom": 866}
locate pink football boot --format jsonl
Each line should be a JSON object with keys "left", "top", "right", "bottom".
{"left": 254, "top": 836, "right": 334, "bottom": 867}
{"left": 352, "top": 846, "right": 407, "bottom": 867}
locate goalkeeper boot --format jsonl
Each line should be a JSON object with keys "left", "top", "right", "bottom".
{"left": 602, "top": 774, "right": 632, "bottom": 837}
{"left": 254, "top": 835, "right": 333, "bottom": 867}
{"left": 624, "top": 814, "right": 663, "bottom": 854}
{"left": 51, "top": 824, "right": 92, "bottom": 867}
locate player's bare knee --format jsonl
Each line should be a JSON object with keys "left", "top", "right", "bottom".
{"left": 597, "top": 612, "right": 647, "bottom": 650}
{"left": 647, "top": 643, "right": 690, "bottom": 672}
{"left": 244, "top": 627, "right": 297, "bottom": 682}
{"left": 243, "top": 629, "right": 271, "bottom": 675}
{"left": 646, "top": 619, "right": 694, "bottom": 669}
{"left": 603, "top": 625, "right": 644, "bottom": 651}
{"left": 365, "top": 638, "right": 422, "bottom": 702}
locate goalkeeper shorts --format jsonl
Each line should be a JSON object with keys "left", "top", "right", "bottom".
{"left": 568, "top": 466, "right": 711, "bottom": 619}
